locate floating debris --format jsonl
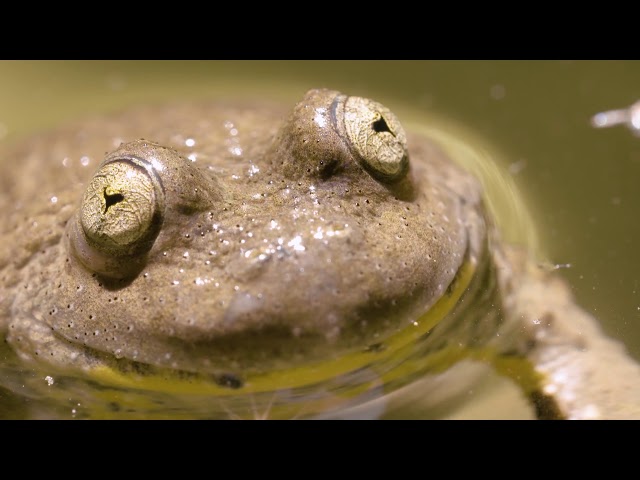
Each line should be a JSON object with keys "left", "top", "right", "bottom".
{"left": 591, "top": 100, "right": 640, "bottom": 136}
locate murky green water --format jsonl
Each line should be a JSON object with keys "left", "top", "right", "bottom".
{"left": 1, "top": 60, "right": 638, "bottom": 419}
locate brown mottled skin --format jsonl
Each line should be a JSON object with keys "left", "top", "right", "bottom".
{"left": 1, "top": 89, "right": 639, "bottom": 419}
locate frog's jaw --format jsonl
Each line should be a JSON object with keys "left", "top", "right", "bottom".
{"left": 7, "top": 234, "right": 554, "bottom": 420}
{"left": 4, "top": 250, "right": 486, "bottom": 419}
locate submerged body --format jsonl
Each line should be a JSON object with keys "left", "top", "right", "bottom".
{"left": 0, "top": 89, "right": 638, "bottom": 419}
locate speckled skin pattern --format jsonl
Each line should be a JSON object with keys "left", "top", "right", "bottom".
{"left": 1, "top": 89, "right": 482, "bottom": 375}
{"left": 1, "top": 89, "right": 639, "bottom": 419}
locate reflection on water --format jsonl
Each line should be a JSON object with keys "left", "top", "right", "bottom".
{"left": 0, "top": 61, "right": 638, "bottom": 419}
{"left": 407, "top": 118, "right": 540, "bottom": 254}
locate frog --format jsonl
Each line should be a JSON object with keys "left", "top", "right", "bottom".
{"left": 1, "top": 88, "right": 639, "bottom": 419}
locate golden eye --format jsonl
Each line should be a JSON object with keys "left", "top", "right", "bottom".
{"left": 341, "top": 96, "right": 409, "bottom": 182}
{"left": 80, "top": 156, "right": 164, "bottom": 257}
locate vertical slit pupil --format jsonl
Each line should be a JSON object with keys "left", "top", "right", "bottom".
{"left": 372, "top": 117, "right": 393, "bottom": 134}
{"left": 104, "top": 188, "right": 125, "bottom": 213}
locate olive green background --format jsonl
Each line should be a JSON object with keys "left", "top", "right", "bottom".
{"left": 0, "top": 61, "right": 638, "bottom": 418}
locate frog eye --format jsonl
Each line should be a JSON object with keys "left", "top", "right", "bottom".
{"left": 340, "top": 96, "right": 409, "bottom": 182}
{"left": 79, "top": 156, "right": 165, "bottom": 258}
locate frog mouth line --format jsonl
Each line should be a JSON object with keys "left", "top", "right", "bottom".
{"left": 48, "top": 254, "right": 476, "bottom": 394}
{"left": 8, "top": 246, "right": 486, "bottom": 418}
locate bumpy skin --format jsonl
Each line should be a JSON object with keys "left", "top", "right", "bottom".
{"left": 0, "top": 89, "right": 639, "bottom": 419}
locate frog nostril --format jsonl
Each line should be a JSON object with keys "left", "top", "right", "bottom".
{"left": 103, "top": 188, "right": 124, "bottom": 214}
{"left": 372, "top": 117, "right": 394, "bottom": 136}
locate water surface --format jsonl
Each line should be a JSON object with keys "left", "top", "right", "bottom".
{"left": 1, "top": 60, "right": 638, "bottom": 418}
